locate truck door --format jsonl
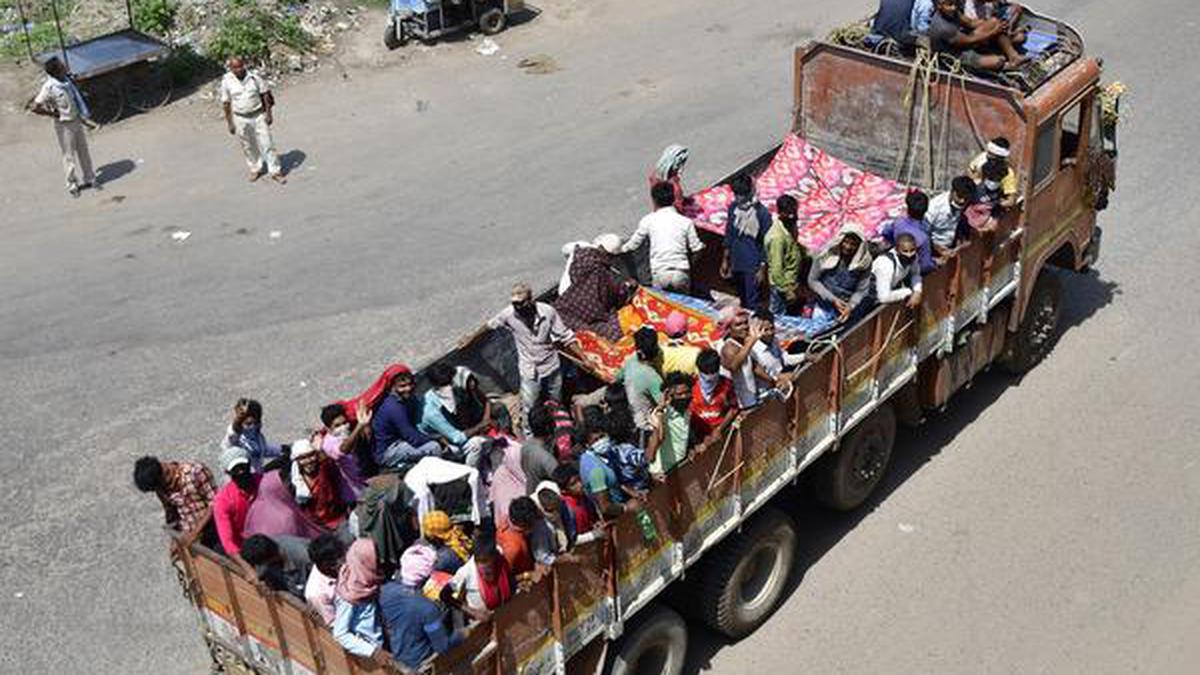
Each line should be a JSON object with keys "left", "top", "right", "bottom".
{"left": 1026, "top": 93, "right": 1095, "bottom": 269}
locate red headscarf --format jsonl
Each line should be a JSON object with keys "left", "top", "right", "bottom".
{"left": 477, "top": 554, "right": 513, "bottom": 610}
{"left": 334, "top": 363, "right": 412, "bottom": 423}
{"left": 336, "top": 539, "right": 383, "bottom": 604}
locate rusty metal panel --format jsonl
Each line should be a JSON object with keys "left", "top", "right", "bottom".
{"left": 838, "top": 313, "right": 877, "bottom": 426}
{"left": 613, "top": 481, "right": 678, "bottom": 618}
{"left": 917, "top": 264, "right": 951, "bottom": 358}
{"left": 430, "top": 623, "right": 496, "bottom": 675}
{"left": 875, "top": 305, "right": 919, "bottom": 396}
{"left": 738, "top": 398, "right": 794, "bottom": 513}
{"left": 557, "top": 541, "right": 612, "bottom": 657}
{"left": 791, "top": 348, "right": 836, "bottom": 468}
{"left": 953, "top": 241, "right": 986, "bottom": 329}
{"left": 496, "top": 576, "right": 557, "bottom": 675}
{"left": 673, "top": 431, "right": 738, "bottom": 565}
{"left": 796, "top": 44, "right": 1027, "bottom": 189}
{"left": 228, "top": 572, "right": 286, "bottom": 673}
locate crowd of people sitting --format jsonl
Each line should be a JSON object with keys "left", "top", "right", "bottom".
{"left": 133, "top": 137, "right": 1016, "bottom": 672}
{"left": 873, "top": 0, "right": 1030, "bottom": 72}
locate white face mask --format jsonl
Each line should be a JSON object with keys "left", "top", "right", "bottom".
{"left": 984, "top": 180, "right": 1001, "bottom": 191}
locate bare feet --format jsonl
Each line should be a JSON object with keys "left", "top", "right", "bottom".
{"left": 270, "top": 172, "right": 287, "bottom": 184}
{"left": 248, "top": 170, "right": 262, "bottom": 182}
{"left": 1005, "top": 55, "right": 1029, "bottom": 69}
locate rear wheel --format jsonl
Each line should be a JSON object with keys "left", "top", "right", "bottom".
{"left": 682, "top": 508, "right": 797, "bottom": 639}
{"left": 126, "top": 63, "right": 173, "bottom": 112}
{"left": 606, "top": 603, "right": 687, "bottom": 675}
{"left": 478, "top": 8, "right": 506, "bottom": 34}
{"left": 814, "top": 404, "right": 896, "bottom": 511}
{"left": 997, "top": 271, "right": 1062, "bottom": 375}
{"left": 82, "top": 78, "right": 124, "bottom": 125}
{"left": 383, "top": 20, "right": 406, "bottom": 49}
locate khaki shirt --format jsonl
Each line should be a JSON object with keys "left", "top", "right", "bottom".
{"left": 219, "top": 71, "right": 270, "bottom": 116}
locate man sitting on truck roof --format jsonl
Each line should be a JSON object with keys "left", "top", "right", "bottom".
{"left": 873, "top": 232, "right": 925, "bottom": 309}
{"left": 927, "top": 0, "right": 1026, "bottom": 72}
{"left": 874, "top": 0, "right": 919, "bottom": 44}
{"left": 133, "top": 455, "right": 216, "bottom": 548}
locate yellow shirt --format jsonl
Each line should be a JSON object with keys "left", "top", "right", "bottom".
{"left": 661, "top": 342, "right": 700, "bottom": 375}
{"left": 968, "top": 152, "right": 1019, "bottom": 197}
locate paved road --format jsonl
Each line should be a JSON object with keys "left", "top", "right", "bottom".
{"left": 0, "top": 0, "right": 1195, "bottom": 673}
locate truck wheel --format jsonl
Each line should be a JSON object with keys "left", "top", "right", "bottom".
{"left": 478, "top": 8, "right": 506, "bottom": 35}
{"left": 606, "top": 603, "right": 688, "bottom": 675}
{"left": 814, "top": 404, "right": 896, "bottom": 511}
{"left": 997, "top": 271, "right": 1062, "bottom": 375}
{"left": 689, "top": 508, "right": 797, "bottom": 639}
{"left": 383, "top": 21, "right": 405, "bottom": 50}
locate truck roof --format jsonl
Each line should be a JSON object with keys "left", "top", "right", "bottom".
{"left": 832, "top": 8, "right": 1086, "bottom": 95}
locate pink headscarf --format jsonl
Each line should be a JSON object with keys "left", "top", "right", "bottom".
{"left": 336, "top": 539, "right": 382, "bottom": 604}
{"left": 399, "top": 543, "right": 437, "bottom": 588}
{"left": 243, "top": 470, "right": 326, "bottom": 541}
{"left": 487, "top": 439, "right": 528, "bottom": 527}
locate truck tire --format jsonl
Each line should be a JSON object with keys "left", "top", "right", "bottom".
{"left": 687, "top": 508, "right": 797, "bottom": 639}
{"left": 997, "top": 271, "right": 1062, "bottom": 375}
{"left": 606, "top": 603, "right": 688, "bottom": 675}
{"left": 478, "top": 8, "right": 506, "bottom": 35}
{"left": 383, "top": 21, "right": 405, "bottom": 50}
{"left": 814, "top": 404, "right": 896, "bottom": 511}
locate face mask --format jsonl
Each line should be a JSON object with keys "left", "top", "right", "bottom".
{"left": 513, "top": 301, "right": 536, "bottom": 318}
{"left": 332, "top": 423, "right": 351, "bottom": 438}
{"left": 984, "top": 180, "right": 1000, "bottom": 191}
{"left": 232, "top": 471, "right": 255, "bottom": 491}
{"left": 240, "top": 422, "right": 259, "bottom": 433}
{"left": 898, "top": 253, "right": 916, "bottom": 266}
{"left": 670, "top": 397, "right": 690, "bottom": 413}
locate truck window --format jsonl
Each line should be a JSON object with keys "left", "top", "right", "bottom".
{"left": 1032, "top": 120, "right": 1057, "bottom": 188}
{"left": 1059, "top": 100, "right": 1084, "bottom": 168}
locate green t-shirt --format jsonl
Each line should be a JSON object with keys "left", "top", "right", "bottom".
{"left": 652, "top": 407, "right": 690, "bottom": 476}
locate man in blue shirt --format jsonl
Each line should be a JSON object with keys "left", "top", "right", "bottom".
{"left": 379, "top": 579, "right": 462, "bottom": 670}
{"left": 872, "top": 0, "right": 918, "bottom": 43}
{"left": 372, "top": 368, "right": 442, "bottom": 470}
{"left": 880, "top": 189, "right": 935, "bottom": 273}
{"left": 721, "top": 174, "right": 772, "bottom": 311}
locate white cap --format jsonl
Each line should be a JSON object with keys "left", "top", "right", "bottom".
{"left": 593, "top": 233, "right": 622, "bottom": 254}
{"left": 220, "top": 446, "right": 250, "bottom": 473}
{"left": 291, "top": 438, "right": 318, "bottom": 458}
{"left": 986, "top": 141, "right": 1011, "bottom": 158}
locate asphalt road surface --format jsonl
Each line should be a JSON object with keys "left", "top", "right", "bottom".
{"left": 1, "top": 0, "right": 1196, "bottom": 673}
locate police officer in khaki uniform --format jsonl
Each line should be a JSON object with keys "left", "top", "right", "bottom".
{"left": 220, "top": 57, "right": 286, "bottom": 184}
{"left": 29, "top": 56, "right": 98, "bottom": 197}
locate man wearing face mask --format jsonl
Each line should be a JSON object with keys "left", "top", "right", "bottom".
{"left": 968, "top": 137, "right": 1019, "bottom": 207}
{"left": 689, "top": 349, "right": 736, "bottom": 444}
{"left": 873, "top": 232, "right": 925, "bottom": 309}
{"left": 213, "top": 446, "right": 263, "bottom": 570}
{"left": 320, "top": 402, "right": 371, "bottom": 502}
{"left": 978, "top": 157, "right": 1017, "bottom": 212}
{"left": 488, "top": 283, "right": 584, "bottom": 431}
{"left": 646, "top": 371, "right": 695, "bottom": 478}
{"left": 221, "top": 398, "right": 284, "bottom": 473}
{"left": 926, "top": 176, "right": 979, "bottom": 257}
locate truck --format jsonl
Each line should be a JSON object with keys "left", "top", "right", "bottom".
{"left": 168, "top": 8, "right": 1119, "bottom": 675}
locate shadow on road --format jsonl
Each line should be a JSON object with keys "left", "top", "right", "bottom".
{"left": 280, "top": 149, "right": 307, "bottom": 175}
{"left": 97, "top": 159, "right": 137, "bottom": 186}
{"left": 680, "top": 269, "right": 1120, "bottom": 673}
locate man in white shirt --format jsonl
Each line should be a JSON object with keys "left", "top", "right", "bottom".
{"left": 621, "top": 181, "right": 704, "bottom": 293}
{"left": 29, "top": 57, "right": 97, "bottom": 197}
{"left": 926, "top": 176, "right": 978, "bottom": 256}
{"left": 220, "top": 57, "right": 285, "bottom": 183}
{"left": 872, "top": 233, "right": 924, "bottom": 308}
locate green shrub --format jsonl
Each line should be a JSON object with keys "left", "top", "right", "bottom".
{"left": 132, "top": 0, "right": 178, "bottom": 38}
{"left": 163, "top": 44, "right": 217, "bottom": 85}
{"left": 206, "top": 0, "right": 312, "bottom": 62}
{"left": 0, "top": 21, "right": 62, "bottom": 60}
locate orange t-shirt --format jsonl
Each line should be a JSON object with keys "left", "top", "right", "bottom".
{"left": 496, "top": 523, "right": 534, "bottom": 575}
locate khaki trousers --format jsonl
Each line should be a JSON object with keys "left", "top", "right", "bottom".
{"left": 233, "top": 112, "right": 280, "bottom": 175}
{"left": 53, "top": 119, "right": 94, "bottom": 189}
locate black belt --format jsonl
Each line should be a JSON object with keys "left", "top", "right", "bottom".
{"left": 233, "top": 108, "right": 263, "bottom": 117}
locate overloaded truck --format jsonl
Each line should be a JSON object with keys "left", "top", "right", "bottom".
{"left": 168, "top": 9, "right": 1119, "bottom": 675}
